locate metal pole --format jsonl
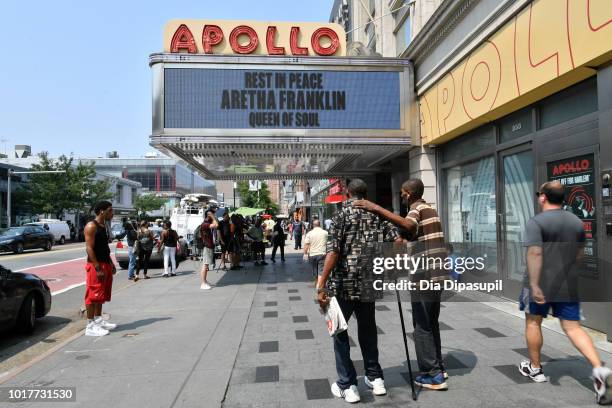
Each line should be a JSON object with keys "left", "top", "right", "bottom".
{"left": 7, "top": 169, "right": 12, "bottom": 227}
{"left": 396, "top": 288, "right": 417, "bottom": 401}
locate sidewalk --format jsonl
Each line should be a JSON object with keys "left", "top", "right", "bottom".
{"left": 2, "top": 247, "right": 609, "bottom": 408}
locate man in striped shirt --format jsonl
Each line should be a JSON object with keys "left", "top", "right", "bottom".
{"left": 354, "top": 179, "right": 450, "bottom": 391}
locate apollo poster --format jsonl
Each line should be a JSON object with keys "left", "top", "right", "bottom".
{"left": 547, "top": 153, "right": 597, "bottom": 274}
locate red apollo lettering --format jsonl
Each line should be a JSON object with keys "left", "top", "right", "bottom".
{"left": 170, "top": 24, "right": 197, "bottom": 53}
{"left": 170, "top": 24, "right": 343, "bottom": 56}
{"left": 229, "top": 25, "right": 259, "bottom": 54}
{"left": 290, "top": 27, "right": 309, "bottom": 55}
{"left": 552, "top": 159, "right": 591, "bottom": 176}
{"left": 311, "top": 27, "right": 340, "bottom": 56}
{"left": 266, "top": 26, "right": 285, "bottom": 55}
{"left": 202, "top": 25, "right": 223, "bottom": 54}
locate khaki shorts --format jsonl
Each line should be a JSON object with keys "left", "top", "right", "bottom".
{"left": 201, "top": 247, "right": 214, "bottom": 267}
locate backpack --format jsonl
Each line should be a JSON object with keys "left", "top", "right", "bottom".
{"left": 138, "top": 230, "right": 154, "bottom": 251}
{"left": 193, "top": 224, "right": 202, "bottom": 244}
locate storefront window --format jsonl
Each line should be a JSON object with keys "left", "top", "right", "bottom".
{"left": 539, "top": 77, "right": 597, "bottom": 129}
{"left": 445, "top": 156, "right": 497, "bottom": 274}
{"left": 442, "top": 126, "right": 494, "bottom": 163}
{"left": 502, "top": 150, "right": 534, "bottom": 283}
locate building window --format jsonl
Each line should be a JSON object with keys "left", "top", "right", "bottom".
{"left": 395, "top": 14, "right": 411, "bottom": 51}
{"left": 539, "top": 77, "right": 597, "bottom": 129}
{"left": 116, "top": 185, "right": 123, "bottom": 204}
{"left": 445, "top": 156, "right": 497, "bottom": 274}
{"left": 442, "top": 126, "right": 495, "bottom": 163}
{"left": 366, "top": 21, "right": 376, "bottom": 50}
{"left": 393, "top": 0, "right": 412, "bottom": 53}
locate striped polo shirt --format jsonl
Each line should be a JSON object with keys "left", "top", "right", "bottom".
{"left": 405, "top": 199, "right": 449, "bottom": 283}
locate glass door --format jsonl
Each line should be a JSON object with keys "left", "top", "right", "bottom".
{"left": 499, "top": 148, "right": 534, "bottom": 298}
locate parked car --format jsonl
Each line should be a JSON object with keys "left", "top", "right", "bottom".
{"left": 114, "top": 227, "right": 189, "bottom": 269}
{"left": 110, "top": 224, "right": 126, "bottom": 241}
{"left": 25, "top": 219, "right": 71, "bottom": 244}
{"left": 0, "top": 226, "right": 54, "bottom": 254}
{"left": 0, "top": 265, "right": 52, "bottom": 333}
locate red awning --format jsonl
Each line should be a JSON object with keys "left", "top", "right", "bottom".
{"left": 325, "top": 194, "right": 345, "bottom": 204}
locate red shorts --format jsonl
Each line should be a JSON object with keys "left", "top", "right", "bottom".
{"left": 85, "top": 262, "right": 113, "bottom": 305}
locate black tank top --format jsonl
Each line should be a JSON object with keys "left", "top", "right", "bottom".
{"left": 88, "top": 220, "right": 111, "bottom": 263}
{"left": 165, "top": 229, "right": 177, "bottom": 247}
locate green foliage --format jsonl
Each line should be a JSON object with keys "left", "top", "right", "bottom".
{"left": 237, "top": 181, "right": 279, "bottom": 215}
{"left": 133, "top": 194, "right": 166, "bottom": 218}
{"left": 16, "top": 152, "right": 114, "bottom": 218}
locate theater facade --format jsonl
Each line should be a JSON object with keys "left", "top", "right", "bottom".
{"left": 151, "top": 20, "right": 416, "bottom": 214}
{"left": 405, "top": 0, "right": 612, "bottom": 338}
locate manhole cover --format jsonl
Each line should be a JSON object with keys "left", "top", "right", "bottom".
{"left": 75, "top": 355, "right": 90, "bottom": 360}
{"left": 122, "top": 333, "right": 138, "bottom": 338}
{"left": 45, "top": 278, "right": 61, "bottom": 282}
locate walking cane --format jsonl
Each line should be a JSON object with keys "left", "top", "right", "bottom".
{"left": 395, "top": 288, "right": 418, "bottom": 401}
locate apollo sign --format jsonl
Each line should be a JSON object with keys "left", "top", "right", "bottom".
{"left": 164, "top": 20, "right": 346, "bottom": 56}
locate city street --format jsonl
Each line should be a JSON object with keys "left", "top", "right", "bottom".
{"left": 1, "top": 242, "right": 88, "bottom": 294}
{"left": 1, "top": 0, "right": 612, "bottom": 407}
{"left": 1, "top": 246, "right": 610, "bottom": 407}
{"left": 0, "top": 242, "right": 129, "bottom": 377}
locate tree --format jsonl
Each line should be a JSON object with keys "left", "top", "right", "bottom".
{"left": 237, "top": 181, "right": 279, "bottom": 215}
{"left": 133, "top": 194, "right": 166, "bottom": 218}
{"left": 16, "top": 152, "right": 113, "bottom": 219}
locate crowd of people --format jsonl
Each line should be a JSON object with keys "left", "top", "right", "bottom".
{"left": 80, "top": 176, "right": 612, "bottom": 405}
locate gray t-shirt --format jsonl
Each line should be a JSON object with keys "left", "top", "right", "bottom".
{"left": 523, "top": 209, "right": 585, "bottom": 301}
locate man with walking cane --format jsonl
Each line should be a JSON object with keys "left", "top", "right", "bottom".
{"left": 354, "top": 179, "right": 450, "bottom": 391}
{"left": 317, "top": 179, "right": 402, "bottom": 403}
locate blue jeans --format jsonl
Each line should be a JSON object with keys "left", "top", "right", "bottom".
{"left": 128, "top": 246, "right": 137, "bottom": 278}
{"left": 333, "top": 298, "right": 383, "bottom": 389}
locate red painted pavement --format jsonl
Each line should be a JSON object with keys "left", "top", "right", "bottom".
{"left": 18, "top": 255, "right": 117, "bottom": 294}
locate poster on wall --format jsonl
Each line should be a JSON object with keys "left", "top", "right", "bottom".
{"left": 547, "top": 153, "right": 597, "bottom": 274}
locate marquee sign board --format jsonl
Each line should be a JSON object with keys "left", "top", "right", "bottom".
{"left": 151, "top": 54, "right": 413, "bottom": 139}
{"left": 163, "top": 68, "right": 400, "bottom": 130}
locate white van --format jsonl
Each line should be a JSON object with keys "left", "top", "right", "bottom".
{"left": 26, "top": 219, "right": 71, "bottom": 244}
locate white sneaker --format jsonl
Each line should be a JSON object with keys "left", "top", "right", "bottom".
{"left": 95, "top": 317, "right": 117, "bottom": 330}
{"left": 85, "top": 321, "right": 109, "bottom": 337}
{"left": 331, "top": 382, "right": 360, "bottom": 403}
{"left": 364, "top": 377, "right": 387, "bottom": 396}
{"left": 200, "top": 283, "right": 211, "bottom": 290}
{"left": 593, "top": 366, "right": 612, "bottom": 405}
{"left": 518, "top": 360, "right": 547, "bottom": 383}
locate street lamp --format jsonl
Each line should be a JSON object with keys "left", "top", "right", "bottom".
{"left": 7, "top": 169, "right": 66, "bottom": 227}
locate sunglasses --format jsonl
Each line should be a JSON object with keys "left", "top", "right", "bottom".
{"left": 535, "top": 191, "right": 541, "bottom": 197}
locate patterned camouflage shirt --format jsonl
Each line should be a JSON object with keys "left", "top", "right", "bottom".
{"left": 326, "top": 198, "right": 400, "bottom": 301}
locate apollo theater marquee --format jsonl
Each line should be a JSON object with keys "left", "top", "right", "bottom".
{"left": 150, "top": 20, "right": 414, "bottom": 180}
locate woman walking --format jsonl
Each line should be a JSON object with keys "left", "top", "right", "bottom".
{"left": 135, "top": 221, "right": 154, "bottom": 281}
{"left": 159, "top": 220, "right": 179, "bottom": 277}
{"left": 125, "top": 222, "right": 138, "bottom": 280}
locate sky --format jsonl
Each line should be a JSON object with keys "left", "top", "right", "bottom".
{"left": 0, "top": 0, "right": 333, "bottom": 158}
